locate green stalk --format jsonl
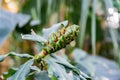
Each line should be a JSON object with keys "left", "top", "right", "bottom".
{"left": 91, "top": 0, "right": 96, "bottom": 55}
{"left": 31, "top": 7, "right": 38, "bottom": 20}
{"left": 37, "top": 0, "right": 41, "bottom": 21}
{"left": 78, "top": 0, "right": 90, "bottom": 48}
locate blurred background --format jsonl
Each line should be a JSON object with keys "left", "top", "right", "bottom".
{"left": 0, "top": 0, "right": 120, "bottom": 80}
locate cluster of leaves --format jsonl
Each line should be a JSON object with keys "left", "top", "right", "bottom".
{"left": 0, "top": 21, "right": 92, "bottom": 80}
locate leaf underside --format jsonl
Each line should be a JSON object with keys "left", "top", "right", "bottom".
{"left": 8, "top": 59, "right": 34, "bottom": 80}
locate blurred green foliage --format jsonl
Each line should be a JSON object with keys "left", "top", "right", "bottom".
{"left": 0, "top": 0, "right": 120, "bottom": 79}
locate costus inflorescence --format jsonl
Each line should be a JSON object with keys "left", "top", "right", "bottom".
{"left": 35, "top": 25, "right": 79, "bottom": 63}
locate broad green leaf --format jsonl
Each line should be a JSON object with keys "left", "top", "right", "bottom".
{"left": 34, "top": 71, "right": 50, "bottom": 80}
{"left": 0, "top": 9, "right": 30, "bottom": 46}
{"left": 77, "top": 62, "right": 95, "bottom": 77}
{"left": 45, "top": 55, "right": 92, "bottom": 80}
{"left": 46, "top": 57, "right": 73, "bottom": 80}
{"left": 3, "top": 68, "right": 18, "bottom": 78}
{"left": 15, "top": 13, "right": 31, "bottom": 28}
{"left": 21, "top": 34, "right": 47, "bottom": 43}
{"left": 51, "top": 54, "right": 75, "bottom": 69}
{"left": 0, "top": 52, "right": 33, "bottom": 62}
{"left": 72, "top": 48, "right": 87, "bottom": 62}
{"left": 8, "top": 59, "right": 34, "bottom": 80}
{"left": 73, "top": 49, "right": 95, "bottom": 77}
{"left": 50, "top": 54, "right": 80, "bottom": 75}
{"left": 30, "top": 20, "right": 40, "bottom": 26}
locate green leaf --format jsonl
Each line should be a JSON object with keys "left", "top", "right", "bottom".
{"left": 45, "top": 55, "right": 92, "bottom": 80}
{"left": 8, "top": 59, "right": 34, "bottom": 80}
{"left": 73, "top": 49, "right": 95, "bottom": 77}
{"left": 30, "top": 66, "right": 40, "bottom": 71}
{"left": 0, "top": 9, "right": 30, "bottom": 46}
{"left": 0, "top": 54, "right": 8, "bottom": 62}
{"left": 72, "top": 75, "right": 80, "bottom": 80}
{"left": 30, "top": 20, "right": 40, "bottom": 26}
{"left": 77, "top": 62, "right": 95, "bottom": 77}
{"left": 34, "top": 71, "right": 50, "bottom": 80}
{"left": 46, "top": 57, "right": 73, "bottom": 80}
{"left": 3, "top": 68, "right": 18, "bottom": 78}
{"left": 50, "top": 54, "right": 80, "bottom": 75}
{"left": 21, "top": 34, "right": 47, "bottom": 43}
{"left": 21, "top": 20, "right": 68, "bottom": 43}
{"left": 28, "top": 66, "right": 40, "bottom": 77}
{"left": 51, "top": 54, "right": 75, "bottom": 70}
{"left": 80, "top": 71, "right": 92, "bottom": 80}
{"left": 0, "top": 52, "right": 33, "bottom": 62}
{"left": 51, "top": 76, "right": 58, "bottom": 80}
{"left": 72, "top": 48, "right": 87, "bottom": 62}
{"left": 8, "top": 52, "right": 33, "bottom": 58}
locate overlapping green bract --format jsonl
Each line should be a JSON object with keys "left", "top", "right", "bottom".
{"left": 35, "top": 25, "right": 80, "bottom": 62}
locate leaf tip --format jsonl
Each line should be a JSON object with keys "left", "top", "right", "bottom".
{"left": 31, "top": 29, "right": 36, "bottom": 35}
{"left": 21, "top": 34, "right": 24, "bottom": 39}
